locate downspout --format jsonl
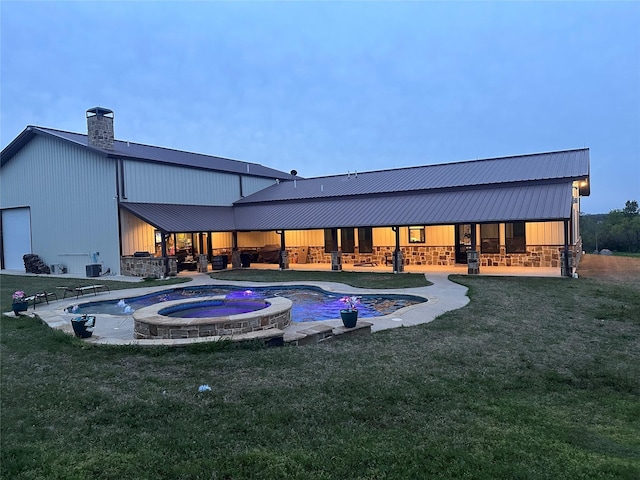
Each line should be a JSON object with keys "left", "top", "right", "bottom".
{"left": 563, "top": 219, "right": 570, "bottom": 277}
{"left": 115, "top": 159, "right": 123, "bottom": 271}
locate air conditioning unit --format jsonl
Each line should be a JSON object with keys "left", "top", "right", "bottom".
{"left": 51, "top": 264, "right": 67, "bottom": 274}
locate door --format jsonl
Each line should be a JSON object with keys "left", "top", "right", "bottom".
{"left": 454, "top": 224, "right": 472, "bottom": 264}
{"left": 2, "top": 207, "right": 32, "bottom": 270}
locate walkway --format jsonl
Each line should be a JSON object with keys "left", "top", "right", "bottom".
{"left": 3, "top": 263, "right": 560, "bottom": 346}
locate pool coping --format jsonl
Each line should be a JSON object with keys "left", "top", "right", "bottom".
{"left": 8, "top": 272, "right": 471, "bottom": 346}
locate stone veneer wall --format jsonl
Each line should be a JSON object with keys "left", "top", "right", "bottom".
{"left": 306, "top": 246, "right": 456, "bottom": 266}
{"left": 303, "top": 245, "right": 570, "bottom": 268}
{"left": 120, "top": 256, "right": 177, "bottom": 278}
{"left": 479, "top": 246, "right": 562, "bottom": 268}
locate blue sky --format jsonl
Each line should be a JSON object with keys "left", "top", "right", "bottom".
{"left": 1, "top": 1, "right": 638, "bottom": 214}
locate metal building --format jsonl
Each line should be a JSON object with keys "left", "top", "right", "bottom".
{"left": 1, "top": 108, "right": 590, "bottom": 277}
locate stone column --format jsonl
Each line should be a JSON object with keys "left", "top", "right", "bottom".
{"left": 331, "top": 251, "right": 342, "bottom": 271}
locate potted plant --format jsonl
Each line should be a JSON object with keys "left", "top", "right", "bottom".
{"left": 12, "top": 291, "right": 28, "bottom": 315}
{"left": 340, "top": 296, "right": 360, "bottom": 328}
{"left": 71, "top": 314, "right": 96, "bottom": 338}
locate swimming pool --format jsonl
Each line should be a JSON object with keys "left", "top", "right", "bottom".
{"left": 69, "top": 285, "right": 426, "bottom": 323}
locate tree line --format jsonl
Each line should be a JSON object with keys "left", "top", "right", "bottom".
{"left": 581, "top": 200, "right": 640, "bottom": 253}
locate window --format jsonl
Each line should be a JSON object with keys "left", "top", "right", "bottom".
{"left": 480, "top": 224, "right": 500, "bottom": 253}
{"left": 408, "top": 226, "right": 425, "bottom": 243}
{"left": 324, "top": 229, "right": 337, "bottom": 253}
{"left": 358, "top": 227, "right": 373, "bottom": 253}
{"left": 506, "top": 222, "right": 526, "bottom": 253}
{"left": 341, "top": 228, "right": 355, "bottom": 253}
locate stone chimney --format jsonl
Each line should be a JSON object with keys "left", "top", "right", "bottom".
{"left": 86, "top": 107, "right": 114, "bottom": 150}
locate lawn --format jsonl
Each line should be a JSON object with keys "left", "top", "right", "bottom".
{"left": 208, "top": 268, "right": 431, "bottom": 289}
{"left": 1, "top": 264, "right": 639, "bottom": 479}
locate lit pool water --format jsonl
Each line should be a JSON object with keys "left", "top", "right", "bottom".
{"left": 68, "top": 285, "right": 426, "bottom": 323}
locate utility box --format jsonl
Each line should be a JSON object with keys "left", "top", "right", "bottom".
{"left": 467, "top": 250, "right": 479, "bottom": 275}
{"left": 86, "top": 263, "right": 102, "bottom": 277}
{"left": 51, "top": 264, "right": 67, "bottom": 274}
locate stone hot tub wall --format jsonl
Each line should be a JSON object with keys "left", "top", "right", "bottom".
{"left": 134, "top": 296, "right": 292, "bottom": 340}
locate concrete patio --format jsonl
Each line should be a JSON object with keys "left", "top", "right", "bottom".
{"left": 3, "top": 263, "right": 561, "bottom": 346}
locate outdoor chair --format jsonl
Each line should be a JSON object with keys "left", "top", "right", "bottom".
{"left": 59, "top": 285, "right": 110, "bottom": 299}
{"left": 23, "top": 291, "right": 58, "bottom": 310}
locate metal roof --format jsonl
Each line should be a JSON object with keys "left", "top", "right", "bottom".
{"left": 233, "top": 181, "right": 573, "bottom": 230}
{"left": 1, "top": 126, "right": 293, "bottom": 180}
{"left": 119, "top": 181, "right": 572, "bottom": 233}
{"left": 236, "top": 148, "right": 590, "bottom": 203}
{"left": 120, "top": 202, "right": 236, "bottom": 233}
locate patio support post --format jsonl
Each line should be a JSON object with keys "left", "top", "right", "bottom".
{"left": 206, "top": 233, "right": 212, "bottom": 262}
{"left": 392, "top": 226, "right": 403, "bottom": 273}
{"left": 468, "top": 223, "right": 479, "bottom": 274}
{"left": 277, "top": 230, "right": 289, "bottom": 270}
{"left": 231, "top": 231, "right": 241, "bottom": 269}
{"left": 331, "top": 228, "right": 341, "bottom": 271}
{"left": 161, "top": 231, "right": 169, "bottom": 278}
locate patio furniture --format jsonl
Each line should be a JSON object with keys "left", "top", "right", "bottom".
{"left": 23, "top": 291, "right": 58, "bottom": 310}
{"left": 60, "top": 284, "right": 110, "bottom": 299}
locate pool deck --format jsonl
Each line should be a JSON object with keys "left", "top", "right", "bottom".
{"left": 2, "top": 263, "right": 560, "bottom": 346}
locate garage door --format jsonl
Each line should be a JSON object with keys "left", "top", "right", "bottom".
{"left": 2, "top": 207, "right": 32, "bottom": 270}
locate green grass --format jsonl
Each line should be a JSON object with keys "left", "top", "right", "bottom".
{"left": 0, "top": 274, "right": 189, "bottom": 311}
{"left": 209, "top": 268, "right": 431, "bottom": 289}
{"left": 1, "top": 272, "right": 639, "bottom": 479}
{"left": 613, "top": 252, "right": 640, "bottom": 258}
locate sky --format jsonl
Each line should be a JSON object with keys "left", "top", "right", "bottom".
{"left": 1, "top": 1, "right": 639, "bottom": 214}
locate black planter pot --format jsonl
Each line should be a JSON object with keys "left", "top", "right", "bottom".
{"left": 12, "top": 301, "right": 28, "bottom": 315}
{"left": 340, "top": 309, "right": 358, "bottom": 328}
{"left": 71, "top": 315, "right": 96, "bottom": 338}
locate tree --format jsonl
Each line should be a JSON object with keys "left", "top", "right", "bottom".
{"left": 580, "top": 200, "right": 640, "bottom": 253}
{"left": 623, "top": 200, "right": 639, "bottom": 216}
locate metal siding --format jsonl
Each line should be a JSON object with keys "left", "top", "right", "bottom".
{"left": 211, "top": 232, "right": 233, "bottom": 249}
{"left": 527, "top": 221, "right": 564, "bottom": 245}
{"left": 237, "top": 231, "right": 279, "bottom": 248}
{"left": 242, "top": 176, "right": 278, "bottom": 198}
{"left": 427, "top": 225, "right": 455, "bottom": 246}
{"left": 22, "top": 127, "right": 292, "bottom": 180}
{"left": 0, "top": 135, "right": 121, "bottom": 274}
{"left": 120, "top": 209, "right": 156, "bottom": 255}
{"left": 123, "top": 160, "right": 240, "bottom": 205}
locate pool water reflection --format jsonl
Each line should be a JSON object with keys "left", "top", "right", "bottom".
{"left": 69, "top": 285, "right": 426, "bottom": 323}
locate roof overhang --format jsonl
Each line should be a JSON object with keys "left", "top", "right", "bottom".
{"left": 120, "top": 182, "right": 574, "bottom": 233}
{"left": 120, "top": 202, "right": 236, "bottom": 233}
{"left": 233, "top": 182, "right": 574, "bottom": 230}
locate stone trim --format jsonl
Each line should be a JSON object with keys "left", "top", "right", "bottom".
{"left": 133, "top": 296, "right": 292, "bottom": 340}
{"left": 298, "top": 244, "right": 575, "bottom": 268}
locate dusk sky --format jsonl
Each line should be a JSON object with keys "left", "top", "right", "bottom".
{"left": 2, "top": 1, "right": 638, "bottom": 214}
